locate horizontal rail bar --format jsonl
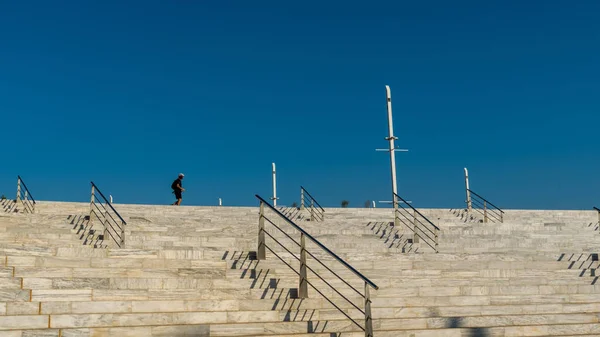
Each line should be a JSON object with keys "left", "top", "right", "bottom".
{"left": 256, "top": 195, "right": 378, "bottom": 290}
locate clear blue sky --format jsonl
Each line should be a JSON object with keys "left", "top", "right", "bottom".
{"left": 1, "top": 1, "right": 599, "bottom": 209}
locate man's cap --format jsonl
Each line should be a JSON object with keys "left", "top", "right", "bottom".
{"left": 179, "top": 173, "right": 185, "bottom": 177}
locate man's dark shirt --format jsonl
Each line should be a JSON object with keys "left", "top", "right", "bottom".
{"left": 172, "top": 178, "right": 182, "bottom": 191}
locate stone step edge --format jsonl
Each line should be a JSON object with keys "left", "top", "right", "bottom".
{"left": 2, "top": 314, "right": 600, "bottom": 332}
{"left": 3, "top": 300, "right": 600, "bottom": 315}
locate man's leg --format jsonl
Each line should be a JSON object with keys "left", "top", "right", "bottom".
{"left": 176, "top": 198, "right": 182, "bottom": 206}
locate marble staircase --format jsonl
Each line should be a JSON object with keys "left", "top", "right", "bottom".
{"left": 0, "top": 202, "right": 599, "bottom": 336}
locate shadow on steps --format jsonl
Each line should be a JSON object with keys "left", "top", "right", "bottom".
{"left": 446, "top": 317, "right": 490, "bottom": 337}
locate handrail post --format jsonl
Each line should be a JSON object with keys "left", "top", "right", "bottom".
{"left": 483, "top": 201, "right": 488, "bottom": 223}
{"left": 24, "top": 190, "right": 31, "bottom": 213}
{"left": 120, "top": 221, "right": 125, "bottom": 247}
{"left": 310, "top": 199, "right": 315, "bottom": 222}
{"left": 435, "top": 228, "right": 439, "bottom": 253}
{"left": 299, "top": 233, "right": 308, "bottom": 298}
{"left": 258, "top": 201, "right": 266, "bottom": 260}
{"left": 90, "top": 184, "right": 95, "bottom": 225}
{"left": 500, "top": 211, "right": 504, "bottom": 223}
{"left": 412, "top": 208, "right": 419, "bottom": 243}
{"left": 464, "top": 168, "right": 472, "bottom": 213}
{"left": 300, "top": 188, "right": 305, "bottom": 210}
{"left": 16, "top": 177, "right": 21, "bottom": 206}
{"left": 393, "top": 194, "right": 399, "bottom": 228}
{"left": 364, "top": 282, "right": 373, "bottom": 337}
{"left": 102, "top": 215, "right": 108, "bottom": 245}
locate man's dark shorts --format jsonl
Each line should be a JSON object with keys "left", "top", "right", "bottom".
{"left": 174, "top": 190, "right": 182, "bottom": 199}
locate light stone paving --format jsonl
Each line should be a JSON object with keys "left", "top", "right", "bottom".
{"left": 0, "top": 201, "right": 599, "bottom": 336}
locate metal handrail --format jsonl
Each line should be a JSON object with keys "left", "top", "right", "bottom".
{"left": 257, "top": 195, "right": 377, "bottom": 289}
{"left": 466, "top": 189, "right": 504, "bottom": 223}
{"left": 301, "top": 186, "right": 325, "bottom": 211}
{"left": 90, "top": 182, "right": 126, "bottom": 247}
{"left": 300, "top": 186, "right": 325, "bottom": 222}
{"left": 91, "top": 182, "right": 126, "bottom": 224}
{"left": 468, "top": 189, "right": 503, "bottom": 214}
{"left": 16, "top": 176, "right": 36, "bottom": 214}
{"left": 393, "top": 193, "right": 439, "bottom": 253}
{"left": 394, "top": 193, "right": 440, "bottom": 230}
{"left": 594, "top": 207, "right": 600, "bottom": 213}
{"left": 256, "top": 194, "right": 377, "bottom": 336}
{"left": 17, "top": 176, "right": 36, "bottom": 204}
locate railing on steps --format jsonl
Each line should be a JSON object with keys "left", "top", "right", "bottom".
{"left": 255, "top": 194, "right": 378, "bottom": 337}
{"left": 594, "top": 207, "right": 600, "bottom": 229}
{"left": 90, "top": 182, "right": 126, "bottom": 247}
{"left": 393, "top": 193, "right": 439, "bottom": 253}
{"left": 300, "top": 186, "right": 325, "bottom": 221}
{"left": 16, "top": 175, "right": 36, "bottom": 213}
{"left": 466, "top": 189, "right": 504, "bottom": 223}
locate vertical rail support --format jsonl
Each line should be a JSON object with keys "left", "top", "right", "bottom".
{"left": 103, "top": 200, "right": 109, "bottom": 242}
{"left": 120, "top": 220, "right": 125, "bottom": 247}
{"left": 257, "top": 202, "right": 266, "bottom": 260}
{"left": 310, "top": 199, "right": 315, "bottom": 222}
{"left": 464, "top": 168, "right": 472, "bottom": 213}
{"left": 299, "top": 233, "right": 308, "bottom": 298}
{"left": 300, "top": 188, "right": 305, "bottom": 210}
{"left": 89, "top": 184, "right": 96, "bottom": 225}
{"left": 412, "top": 208, "right": 419, "bottom": 243}
{"left": 434, "top": 228, "right": 439, "bottom": 253}
{"left": 393, "top": 195, "right": 400, "bottom": 228}
{"left": 16, "top": 177, "right": 21, "bottom": 206}
{"left": 364, "top": 282, "right": 373, "bottom": 337}
{"left": 483, "top": 201, "right": 488, "bottom": 223}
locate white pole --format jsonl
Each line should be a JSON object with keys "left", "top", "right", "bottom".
{"left": 372, "top": 200, "right": 376, "bottom": 208}
{"left": 110, "top": 195, "right": 113, "bottom": 204}
{"left": 219, "top": 198, "right": 222, "bottom": 206}
{"left": 385, "top": 85, "right": 399, "bottom": 222}
{"left": 464, "top": 168, "right": 472, "bottom": 212}
{"left": 272, "top": 163, "right": 277, "bottom": 207}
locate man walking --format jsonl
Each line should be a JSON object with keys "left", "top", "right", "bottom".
{"left": 171, "top": 173, "right": 185, "bottom": 206}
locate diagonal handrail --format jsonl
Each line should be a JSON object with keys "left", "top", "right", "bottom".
{"left": 257, "top": 195, "right": 377, "bottom": 289}
{"left": 90, "top": 182, "right": 126, "bottom": 247}
{"left": 256, "top": 194, "right": 377, "bottom": 336}
{"left": 91, "top": 182, "right": 126, "bottom": 224}
{"left": 300, "top": 186, "right": 325, "bottom": 222}
{"left": 17, "top": 176, "right": 36, "bottom": 204}
{"left": 16, "top": 176, "right": 36, "bottom": 214}
{"left": 467, "top": 189, "right": 504, "bottom": 223}
{"left": 594, "top": 207, "right": 600, "bottom": 228}
{"left": 394, "top": 193, "right": 439, "bottom": 231}
{"left": 393, "top": 193, "right": 439, "bottom": 252}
